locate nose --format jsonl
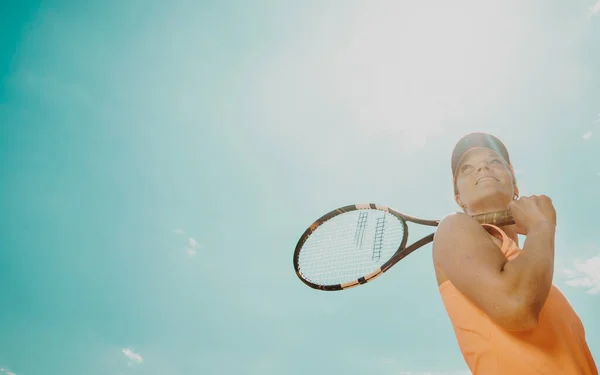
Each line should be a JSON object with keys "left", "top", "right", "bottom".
{"left": 476, "top": 162, "right": 490, "bottom": 172}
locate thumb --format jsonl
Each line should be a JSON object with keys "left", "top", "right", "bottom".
{"left": 508, "top": 201, "right": 525, "bottom": 234}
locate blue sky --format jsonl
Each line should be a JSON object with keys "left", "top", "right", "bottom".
{"left": 1, "top": 1, "right": 599, "bottom": 374}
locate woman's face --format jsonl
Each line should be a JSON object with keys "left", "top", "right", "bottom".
{"left": 455, "top": 147, "right": 515, "bottom": 212}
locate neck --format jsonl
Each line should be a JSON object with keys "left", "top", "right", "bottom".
{"left": 465, "top": 198, "right": 510, "bottom": 217}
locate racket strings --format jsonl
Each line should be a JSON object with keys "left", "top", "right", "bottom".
{"left": 298, "top": 210, "right": 405, "bottom": 286}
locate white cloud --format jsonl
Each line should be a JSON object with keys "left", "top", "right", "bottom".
{"left": 591, "top": 0, "right": 600, "bottom": 15}
{"left": 0, "top": 369, "right": 17, "bottom": 375}
{"left": 122, "top": 348, "right": 144, "bottom": 365}
{"left": 583, "top": 131, "right": 592, "bottom": 140}
{"left": 188, "top": 238, "right": 199, "bottom": 248}
{"left": 562, "top": 254, "right": 600, "bottom": 295}
{"left": 172, "top": 233, "right": 199, "bottom": 257}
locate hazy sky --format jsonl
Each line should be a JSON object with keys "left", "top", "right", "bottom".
{"left": 1, "top": 1, "right": 599, "bottom": 374}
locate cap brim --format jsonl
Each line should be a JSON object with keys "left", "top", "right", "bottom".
{"left": 451, "top": 132, "right": 511, "bottom": 176}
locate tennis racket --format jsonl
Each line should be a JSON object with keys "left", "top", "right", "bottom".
{"left": 293, "top": 203, "right": 514, "bottom": 291}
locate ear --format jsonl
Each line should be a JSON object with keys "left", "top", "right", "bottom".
{"left": 508, "top": 164, "right": 518, "bottom": 185}
{"left": 455, "top": 194, "right": 467, "bottom": 212}
{"left": 513, "top": 185, "right": 520, "bottom": 200}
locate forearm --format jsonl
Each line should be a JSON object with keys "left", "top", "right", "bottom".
{"left": 501, "top": 222, "right": 556, "bottom": 318}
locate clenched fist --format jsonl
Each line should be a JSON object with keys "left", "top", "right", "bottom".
{"left": 509, "top": 195, "right": 557, "bottom": 235}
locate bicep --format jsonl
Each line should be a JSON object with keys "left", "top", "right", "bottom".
{"left": 433, "top": 215, "right": 521, "bottom": 323}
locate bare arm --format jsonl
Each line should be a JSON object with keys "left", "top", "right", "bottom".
{"left": 433, "top": 212, "right": 555, "bottom": 331}
{"left": 503, "top": 222, "right": 555, "bottom": 319}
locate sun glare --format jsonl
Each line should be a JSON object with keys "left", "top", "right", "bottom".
{"left": 321, "top": 2, "right": 526, "bottom": 148}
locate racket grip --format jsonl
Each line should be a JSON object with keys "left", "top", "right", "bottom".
{"left": 472, "top": 209, "right": 514, "bottom": 226}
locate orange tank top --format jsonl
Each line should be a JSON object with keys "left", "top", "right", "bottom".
{"left": 438, "top": 224, "right": 598, "bottom": 375}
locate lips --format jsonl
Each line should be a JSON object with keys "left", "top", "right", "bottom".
{"left": 476, "top": 176, "right": 499, "bottom": 185}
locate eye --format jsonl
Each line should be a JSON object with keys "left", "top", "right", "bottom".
{"left": 490, "top": 159, "right": 502, "bottom": 165}
{"left": 461, "top": 164, "right": 473, "bottom": 174}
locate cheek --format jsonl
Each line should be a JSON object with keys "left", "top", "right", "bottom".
{"left": 500, "top": 171, "right": 515, "bottom": 184}
{"left": 455, "top": 176, "right": 471, "bottom": 192}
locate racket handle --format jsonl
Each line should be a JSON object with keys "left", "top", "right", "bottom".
{"left": 472, "top": 209, "right": 514, "bottom": 226}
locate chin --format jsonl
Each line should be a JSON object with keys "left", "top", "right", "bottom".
{"left": 471, "top": 192, "right": 512, "bottom": 208}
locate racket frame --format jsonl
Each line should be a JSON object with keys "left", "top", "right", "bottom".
{"left": 293, "top": 203, "right": 513, "bottom": 291}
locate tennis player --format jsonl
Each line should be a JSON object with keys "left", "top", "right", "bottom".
{"left": 432, "top": 132, "right": 598, "bottom": 374}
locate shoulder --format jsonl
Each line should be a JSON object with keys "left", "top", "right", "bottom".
{"left": 432, "top": 212, "right": 490, "bottom": 259}
{"left": 434, "top": 212, "right": 480, "bottom": 239}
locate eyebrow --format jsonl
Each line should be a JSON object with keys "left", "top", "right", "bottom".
{"left": 459, "top": 151, "right": 500, "bottom": 170}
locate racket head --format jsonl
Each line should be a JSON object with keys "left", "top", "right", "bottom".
{"left": 293, "top": 204, "right": 409, "bottom": 291}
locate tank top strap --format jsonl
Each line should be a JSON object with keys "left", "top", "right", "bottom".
{"left": 481, "top": 223, "right": 520, "bottom": 260}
